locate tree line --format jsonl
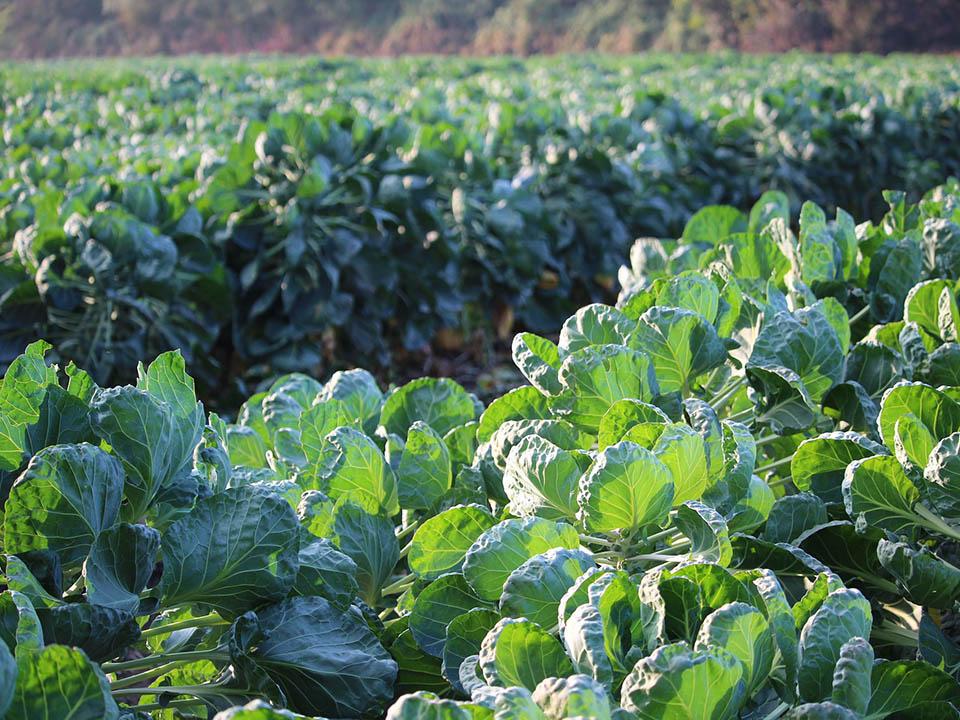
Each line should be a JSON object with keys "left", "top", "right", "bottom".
{"left": 1, "top": 0, "right": 957, "bottom": 58}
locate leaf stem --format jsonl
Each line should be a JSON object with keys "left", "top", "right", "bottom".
{"left": 763, "top": 702, "right": 790, "bottom": 720}
{"left": 915, "top": 504, "right": 960, "bottom": 542}
{"left": 121, "top": 698, "right": 210, "bottom": 713}
{"left": 102, "top": 650, "right": 230, "bottom": 674}
{"left": 112, "top": 684, "right": 253, "bottom": 698}
{"left": 381, "top": 574, "right": 415, "bottom": 595}
{"left": 110, "top": 661, "right": 190, "bottom": 690}
{"left": 848, "top": 305, "right": 870, "bottom": 326}
{"left": 711, "top": 377, "right": 747, "bottom": 412}
{"left": 754, "top": 434, "right": 781, "bottom": 448}
{"left": 396, "top": 518, "right": 421, "bottom": 541}
{"left": 755, "top": 455, "right": 793, "bottom": 474}
{"left": 579, "top": 534, "right": 615, "bottom": 547}
{"left": 140, "top": 614, "right": 228, "bottom": 638}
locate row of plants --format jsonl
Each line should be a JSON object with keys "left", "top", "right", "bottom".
{"left": 1, "top": 182, "right": 959, "bottom": 718}
{"left": 2, "top": 55, "right": 959, "bottom": 397}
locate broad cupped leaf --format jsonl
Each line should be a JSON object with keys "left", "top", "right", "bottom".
{"left": 577, "top": 441, "right": 673, "bottom": 534}
{"left": 503, "top": 435, "right": 581, "bottom": 520}
{"left": 409, "top": 505, "right": 497, "bottom": 581}
{"left": 620, "top": 641, "right": 745, "bottom": 720}
{"left": 159, "top": 486, "right": 300, "bottom": 617}
{"left": 463, "top": 518, "right": 581, "bottom": 601}
{"left": 7, "top": 645, "right": 118, "bottom": 720}
{"left": 231, "top": 597, "right": 397, "bottom": 718}
{"left": 4, "top": 443, "right": 123, "bottom": 567}
{"left": 479, "top": 618, "right": 573, "bottom": 690}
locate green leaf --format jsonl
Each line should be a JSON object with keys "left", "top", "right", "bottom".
{"left": 37, "top": 603, "right": 139, "bottom": 662}
{"left": 658, "top": 272, "right": 720, "bottom": 324}
{"left": 792, "top": 433, "right": 887, "bottom": 505}
{"left": 926, "top": 431, "right": 960, "bottom": 516}
{"left": 675, "top": 501, "right": 733, "bottom": 566}
{"left": 442, "top": 609, "right": 500, "bottom": 693}
{"left": 652, "top": 424, "right": 710, "bottom": 506}
{"left": 512, "top": 333, "right": 563, "bottom": 396}
{"left": 88, "top": 386, "right": 181, "bottom": 519}
{"left": 577, "top": 441, "right": 673, "bottom": 534}
{"left": 629, "top": 307, "right": 727, "bottom": 394}
{"left": 503, "top": 435, "right": 581, "bottom": 520}
{"left": 24, "top": 385, "right": 94, "bottom": 455}
{"left": 784, "top": 702, "right": 860, "bottom": 719}
{"left": 231, "top": 596, "right": 397, "bottom": 718}
{"left": 597, "top": 399, "right": 670, "bottom": 450}
{"left": 7, "top": 644, "right": 118, "bottom": 720}
{"left": 559, "top": 303, "right": 634, "bottom": 357}
{"left": 620, "top": 641, "right": 745, "bottom": 720}
{"left": 830, "top": 637, "right": 873, "bottom": 715}
{"left": 842, "top": 455, "right": 921, "bottom": 538}
{"left": 798, "top": 588, "right": 872, "bottom": 702}
{"left": 0, "top": 589, "right": 43, "bottom": 654}
{"left": 0, "top": 341, "right": 55, "bottom": 414}
{"left": 878, "top": 383, "right": 960, "bottom": 456}
{"left": 876, "top": 539, "right": 960, "bottom": 610}
{"left": 868, "top": 238, "right": 923, "bottom": 322}
{"left": 479, "top": 618, "right": 573, "bottom": 690}
{"left": 695, "top": 601, "right": 773, "bottom": 695}
{"left": 463, "top": 518, "right": 580, "bottom": 602}
{"left": 477, "top": 387, "right": 551, "bottom": 444}
{"left": 0, "top": 640, "right": 14, "bottom": 717}
{"left": 500, "top": 548, "right": 594, "bottom": 628}
{"left": 761, "top": 493, "right": 828, "bottom": 545}
{"left": 83, "top": 522, "right": 160, "bottom": 613}
{"left": 552, "top": 344, "right": 659, "bottom": 434}
{"left": 381, "top": 378, "right": 477, "bottom": 437}
{"left": 720, "top": 224, "right": 790, "bottom": 286}
{"left": 385, "top": 692, "right": 476, "bottom": 720}
{"left": 866, "top": 660, "right": 960, "bottom": 719}
{"left": 292, "top": 538, "right": 359, "bottom": 610}
{"left": 682, "top": 205, "right": 747, "bottom": 245}
{"left": 748, "top": 308, "right": 844, "bottom": 409}
{"left": 398, "top": 421, "right": 452, "bottom": 510}
{"left": 311, "top": 426, "right": 399, "bottom": 516}
{"left": 4, "top": 443, "right": 123, "bottom": 567}
{"left": 326, "top": 497, "right": 399, "bottom": 607}
{"left": 410, "top": 505, "right": 497, "bottom": 582}
{"left": 159, "top": 486, "right": 300, "bottom": 617}
{"left": 904, "top": 279, "right": 953, "bottom": 339}
{"left": 532, "top": 675, "right": 610, "bottom": 719}
{"left": 298, "top": 399, "right": 355, "bottom": 465}
{"left": 317, "top": 368, "right": 383, "bottom": 434}
{"left": 895, "top": 413, "right": 937, "bottom": 470}
{"left": 752, "top": 569, "right": 798, "bottom": 702}
{"left": 410, "top": 573, "right": 489, "bottom": 657}
{"left": 135, "top": 350, "right": 204, "bottom": 478}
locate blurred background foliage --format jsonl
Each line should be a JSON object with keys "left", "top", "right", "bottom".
{"left": 1, "top": 0, "right": 958, "bottom": 58}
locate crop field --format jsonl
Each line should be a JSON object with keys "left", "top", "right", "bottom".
{"left": 1, "top": 53, "right": 960, "bottom": 720}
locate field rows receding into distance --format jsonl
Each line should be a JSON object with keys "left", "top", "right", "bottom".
{"left": 1, "top": 53, "right": 960, "bottom": 720}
